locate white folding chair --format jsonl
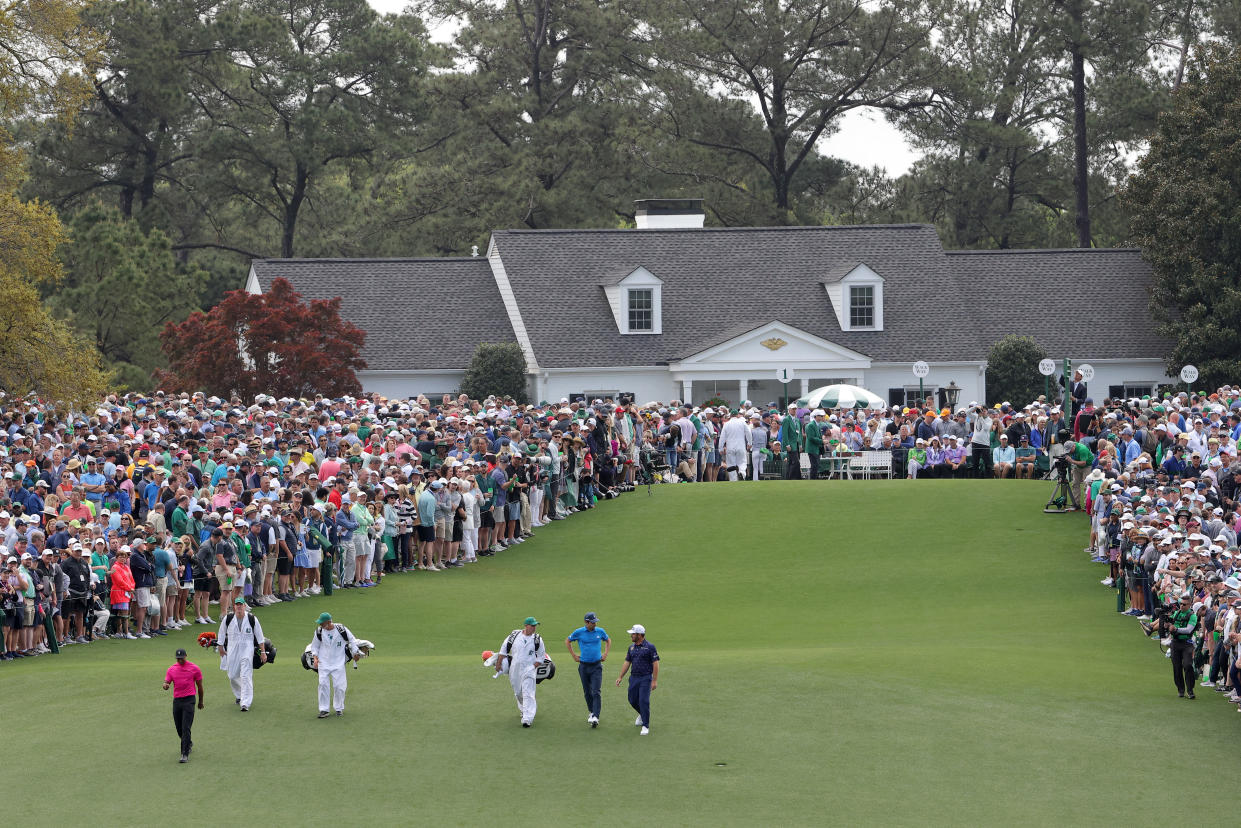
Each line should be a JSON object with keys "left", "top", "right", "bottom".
{"left": 861, "top": 450, "right": 893, "bottom": 479}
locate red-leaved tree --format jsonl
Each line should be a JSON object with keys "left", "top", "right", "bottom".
{"left": 156, "top": 278, "right": 366, "bottom": 398}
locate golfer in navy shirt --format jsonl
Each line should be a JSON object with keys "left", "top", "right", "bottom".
{"left": 566, "top": 611, "right": 610, "bottom": 727}
{"left": 615, "top": 624, "right": 659, "bottom": 736}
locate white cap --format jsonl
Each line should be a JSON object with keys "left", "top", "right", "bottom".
{"left": 626, "top": 624, "right": 646, "bottom": 635}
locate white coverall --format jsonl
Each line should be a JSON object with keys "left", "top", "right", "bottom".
{"left": 311, "top": 623, "right": 356, "bottom": 713}
{"left": 717, "top": 415, "right": 752, "bottom": 481}
{"left": 218, "top": 611, "right": 264, "bottom": 708}
{"left": 501, "top": 630, "right": 545, "bottom": 725}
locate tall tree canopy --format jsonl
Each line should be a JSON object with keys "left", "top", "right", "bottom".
{"left": 0, "top": 0, "right": 108, "bottom": 404}
{"left": 1125, "top": 45, "right": 1241, "bottom": 388}
{"left": 646, "top": 0, "right": 941, "bottom": 217}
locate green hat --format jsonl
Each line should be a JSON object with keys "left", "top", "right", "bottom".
{"left": 233, "top": 597, "right": 245, "bottom": 604}
{"left": 317, "top": 612, "right": 332, "bottom": 625}
{"left": 524, "top": 443, "right": 539, "bottom": 457}
{"left": 523, "top": 616, "right": 539, "bottom": 626}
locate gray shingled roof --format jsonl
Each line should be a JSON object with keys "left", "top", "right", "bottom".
{"left": 250, "top": 258, "right": 515, "bottom": 371}
{"left": 491, "top": 224, "right": 989, "bottom": 368}
{"left": 949, "top": 249, "right": 1168, "bottom": 359}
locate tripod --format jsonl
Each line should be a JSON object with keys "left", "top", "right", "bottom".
{"left": 1044, "top": 469, "right": 1080, "bottom": 513}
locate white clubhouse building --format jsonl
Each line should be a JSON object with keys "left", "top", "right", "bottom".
{"left": 248, "top": 199, "right": 1174, "bottom": 407}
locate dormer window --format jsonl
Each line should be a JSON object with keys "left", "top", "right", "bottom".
{"left": 628, "top": 289, "right": 654, "bottom": 331}
{"left": 600, "top": 266, "right": 663, "bottom": 334}
{"left": 824, "top": 263, "right": 884, "bottom": 331}
{"left": 850, "top": 286, "right": 874, "bottom": 328}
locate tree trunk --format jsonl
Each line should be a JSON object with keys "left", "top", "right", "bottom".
{"left": 1069, "top": 3, "right": 1090, "bottom": 248}
{"left": 281, "top": 164, "right": 309, "bottom": 258}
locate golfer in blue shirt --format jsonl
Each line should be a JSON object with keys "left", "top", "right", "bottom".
{"left": 566, "top": 611, "right": 610, "bottom": 727}
{"left": 615, "top": 624, "right": 659, "bottom": 736}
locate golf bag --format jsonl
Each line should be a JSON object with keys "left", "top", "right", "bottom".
{"left": 535, "top": 657, "right": 556, "bottom": 684}
{"left": 301, "top": 644, "right": 317, "bottom": 672}
{"left": 253, "top": 638, "right": 276, "bottom": 669}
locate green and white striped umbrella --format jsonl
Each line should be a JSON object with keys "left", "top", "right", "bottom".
{"left": 799, "top": 384, "right": 886, "bottom": 410}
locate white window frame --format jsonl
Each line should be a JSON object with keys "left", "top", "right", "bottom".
{"left": 627, "top": 288, "right": 654, "bottom": 332}
{"left": 849, "top": 285, "right": 875, "bottom": 329}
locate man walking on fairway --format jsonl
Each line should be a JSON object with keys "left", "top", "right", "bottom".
{"left": 496, "top": 616, "right": 545, "bottom": 727}
{"left": 566, "top": 611, "right": 610, "bottom": 727}
{"left": 310, "top": 612, "right": 361, "bottom": 717}
{"left": 616, "top": 624, "right": 659, "bottom": 736}
{"left": 217, "top": 597, "right": 265, "bottom": 711}
{"left": 163, "top": 647, "right": 204, "bottom": 763}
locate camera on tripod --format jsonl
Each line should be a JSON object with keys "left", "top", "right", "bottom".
{"left": 1043, "top": 429, "right": 1079, "bottom": 513}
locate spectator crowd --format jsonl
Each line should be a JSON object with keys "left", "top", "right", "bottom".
{"left": 3, "top": 382, "right": 1241, "bottom": 718}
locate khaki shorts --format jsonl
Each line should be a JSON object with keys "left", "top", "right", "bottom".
{"left": 134, "top": 587, "right": 151, "bottom": 609}
{"left": 214, "top": 564, "right": 236, "bottom": 588}
{"left": 435, "top": 518, "right": 450, "bottom": 540}
{"left": 263, "top": 555, "right": 278, "bottom": 581}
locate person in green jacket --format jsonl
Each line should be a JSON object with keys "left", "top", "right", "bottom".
{"left": 778, "top": 403, "right": 805, "bottom": 480}
{"left": 804, "top": 409, "right": 826, "bottom": 480}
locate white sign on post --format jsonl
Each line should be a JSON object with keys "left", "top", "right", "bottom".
{"left": 1038, "top": 358, "right": 1057, "bottom": 376}
{"left": 1077, "top": 363, "right": 1095, "bottom": 382}
{"left": 912, "top": 360, "right": 930, "bottom": 378}
{"left": 1180, "top": 364, "right": 1198, "bottom": 384}
{"left": 775, "top": 368, "right": 795, "bottom": 384}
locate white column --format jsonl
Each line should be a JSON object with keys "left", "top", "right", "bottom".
{"left": 738, "top": 379, "right": 749, "bottom": 406}
{"left": 682, "top": 380, "right": 693, "bottom": 405}
{"left": 799, "top": 378, "right": 809, "bottom": 399}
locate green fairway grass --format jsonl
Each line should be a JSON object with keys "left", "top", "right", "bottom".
{"left": 4, "top": 481, "right": 1234, "bottom": 826}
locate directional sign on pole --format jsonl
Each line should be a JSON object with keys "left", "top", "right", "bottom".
{"left": 1077, "top": 363, "right": 1095, "bottom": 382}
{"left": 1038, "top": 358, "right": 1055, "bottom": 402}
{"left": 912, "top": 361, "right": 929, "bottom": 405}
{"left": 775, "top": 368, "right": 794, "bottom": 384}
{"left": 1180, "top": 364, "right": 1198, "bottom": 384}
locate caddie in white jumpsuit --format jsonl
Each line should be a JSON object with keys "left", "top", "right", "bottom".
{"left": 217, "top": 597, "right": 265, "bottom": 711}
{"left": 310, "top": 611, "right": 359, "bottom": 717}
{"left": 497, "top": 616, "right": 546, "bottom": 727}
{"left": 717, "top": 410, "right": 752, "bottom": 481}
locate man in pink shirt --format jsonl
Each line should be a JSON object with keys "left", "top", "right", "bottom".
{"left": 163, "top": 647, "right": 204, "bottom": 763}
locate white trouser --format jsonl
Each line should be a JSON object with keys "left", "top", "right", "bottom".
{"left": 92, "top": 609, "right": 111, "bottom": 636}
{"left": 318, "top": 665, "right": 347, "bottom": 713}
{"left": 751, "top": 450, "right": 765, "bottom": 480}
{"left": 341, "top": 543, "right": 355, "bottom": 583}
{"left": 461, "top": 527, "right": 476, "bottom": 559}
{"left": 907, "top": 459, "right": 925, "bottom": 478}
{"left": 361, "top": 540, "right": 375, "bottom": 581}
{"left": 528, "top": 489, "right": 543, "bottom": 521}
{"left": 510, "top": 666, "right": 537, "bottom": 724}
{"left": 724, "top": 448, "right": 748, "bottom": 480}
{"left": 520, "top": 493, "right": 532, "bottom": 532}
{"left": 228, "top": 660, "right": 254, "bottom": 707}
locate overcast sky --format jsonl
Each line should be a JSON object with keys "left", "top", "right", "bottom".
{"left": 366, "top": 0, "right": 919, "bottom": 174}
